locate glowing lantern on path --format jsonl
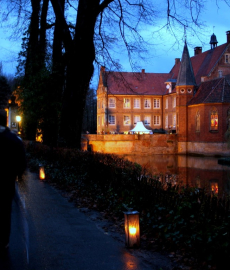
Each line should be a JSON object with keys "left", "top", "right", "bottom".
{"left": 39, "top": 166, "right": 45, "bottom": 180}
{"left": 124, "top": 211, "right": 140, "bottom": 248}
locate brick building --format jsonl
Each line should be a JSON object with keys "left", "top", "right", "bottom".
{"left": 97, "top": 30, "right": 230, "bottom": 154}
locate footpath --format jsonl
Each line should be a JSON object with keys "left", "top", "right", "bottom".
{"left": 0, "top": 170, "right": 183, "bottom": 270}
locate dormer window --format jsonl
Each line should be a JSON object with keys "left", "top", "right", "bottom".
{"left": 180, "top": 88, "right": 185, "bottom": 94}
{"left": 225, "top": 54, "right": 230, "bottom": 63}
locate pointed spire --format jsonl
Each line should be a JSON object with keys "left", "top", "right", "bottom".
{"left": 177, "top": 41, "right": 196, "bottom": 86}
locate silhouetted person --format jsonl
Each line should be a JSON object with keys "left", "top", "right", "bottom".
{"left": 0, "top": 110, "right": 26, "bottom": 254}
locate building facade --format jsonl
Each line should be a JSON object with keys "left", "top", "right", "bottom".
{"left": 96, "top": 30, "right": 230, "bottom": 154}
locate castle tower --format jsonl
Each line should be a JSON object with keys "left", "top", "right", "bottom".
{"left": 176, "top": 40, "right": 196, "bottom": 154}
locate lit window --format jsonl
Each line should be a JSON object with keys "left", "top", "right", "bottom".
{"left": 154, "top": 115, "right": 160, "bottom": 125}
{"left": 165, "top": 115, "right": 168, "bottom": 129}
{"left": 134, "top": 115, "right": 140, "bottom": 124}
{"left": 196, "top": 111, "right": 200, "bottom": 132}
{"left": 173, "top": 97, "right": 176, "bottom": 108}
{"left": 154, "top": 98, "right": 160, "bottom": 108}
{"left": 210, "top": 108, "right": 218, "bottom": 131}
{"left": 124, "top": 115, "right": 131, "bottom": 125}
{"left": 144, "top": 98, "right": 151, "bottom": 108}
{"left": 109, "top": 98, "right": 116, "bottom": 108}
{"left": 98, "top": 116, "right": 101, "bottom": 126}
{"left": 134, "top": 98, "right": 140, "bottom": 108}
{"left": 144, "top": 116, "right": 151, "bottom": 126}
{"left": 98, "top": 100, "right": 101, "bottom": 109}
{"left": 108, "top": 115, "right": 115, "bottom": 125}
{"left": 173, "top": 114, "right": 176, "bottom": 128}
{"left": 124, "top": 98, "right": 130, "bottom": 108}
{"left": 165, "top": 97, "right": 168, "bottom": 109}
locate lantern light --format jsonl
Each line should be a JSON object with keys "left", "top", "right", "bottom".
{"left": 124, "top": 211, "right": 140, "bottom": 248}
{"left": 39, "top": 165, "right": 45, "bottom": 180}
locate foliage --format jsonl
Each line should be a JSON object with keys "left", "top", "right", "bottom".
{"left": 0, "top": 75, "right": 12, "bottom": 109}
{"left": 25, "top": 142, "right": 230, "bottom": 269}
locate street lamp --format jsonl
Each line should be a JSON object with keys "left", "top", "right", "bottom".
{"left": 16, "top": 115, "right": 21, "bottom": 134}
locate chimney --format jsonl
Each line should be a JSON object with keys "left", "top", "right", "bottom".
{"left": 141, "top": 69, "right": 145, "bottom": 73}
{"left": 194, "top": 47, "right": 202, "bottom": 56}
{"left": 175, "top": 58, "right": 180, "bottom": 65}
{"left": 227, "top": 31, "right": 230, "bottom": 43}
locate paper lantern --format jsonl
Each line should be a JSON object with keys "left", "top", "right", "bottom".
{"left": 39, "top": 166, "right": 45, "bottom": 180}
{"left": 124, "top": 211, "right": 140, "bottom": 248}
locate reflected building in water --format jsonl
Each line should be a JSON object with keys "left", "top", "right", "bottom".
{"left": 124, "top": 155, "right": 230, "bottom": 197}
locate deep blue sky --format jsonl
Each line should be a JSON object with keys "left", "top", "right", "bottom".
{"left": 0, "top": 1, "right": 229, "bottom": 89}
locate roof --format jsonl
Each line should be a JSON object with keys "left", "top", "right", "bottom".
{"left": 102, "top": 71, "right": 170, "bottom": 95}
{"left": 188, "top": 75, "right": 230, "bottom": 105}
{"left": 170, "top": 43, "right": 229, "bottom": 85}
{"left": 176, "top": 41, "right": 196, "bottom": 86}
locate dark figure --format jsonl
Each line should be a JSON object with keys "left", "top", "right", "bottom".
{"left": 0, "top": 110, "right": 26, "bottom": 253}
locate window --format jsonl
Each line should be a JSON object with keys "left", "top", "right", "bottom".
{"left": 134, "top": 98, "right": 140, "bottom": 108}
{"left": 153, "top": 98, "right": 160, "bottom": 108}
{"left": 102, "top": 100, "right": 104, "bottom": 108}
{"left": 134, "top": 115, "right": 140, "bottom": 124}
{"left": 225, "top": 54, "right": 230, "bottom": 63}
{"left": 108, "top": 115, "right": 115, "bottom": 125}
{"left": 144, "top": 98, "right": 151, "bottom": 108}
{"left": 196, "top": 111, "right": 200, "bottom": 132}
{"left": 154, "top": 115, "right": 160, "bottom": 125}
{"left": 124, "top": 98, "right": 130, "bottom": 108}
{"left": 173, "top": 96, "right": 176, "bottom": 108}
{"left": 124, "top": 115, "right": 131, "bottom": 125}
{"left": 144, "top": 116, "right": 151, "bottom": 126}
{"left": 165, "top": 97, "right": 168, "bottom": 109}
{"left": 173, "top": 114, "right": 176, "bottom": 128}
{"left": 109, "top": 98, "right": 116, "bottom": 108}
{"left": 210, "top": 108, "right": 218, "bottom": 131}
{"left": 98, "top": 100, "right": 101, "bottom": 109}
{"left": 98, "top": 116, "right": 101, "bottom": 126}
{"left": 165, "top": 115, "right": 168, "bottom": 129}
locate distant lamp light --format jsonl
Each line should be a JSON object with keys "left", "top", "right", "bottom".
{"left": 39, "top": 165, "right": 45, "bottom": 180}
{"left": 16, "top": 115, "right": 22, "bottom": 134}
{"left": 124, "top": 211, "right": 140, "bottom": 248}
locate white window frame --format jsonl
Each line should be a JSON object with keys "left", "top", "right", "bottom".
{"left": 173, "top": 96, "right": 176, "bottom": 108}
{"left": 124, "top": 98, "right": 131, "bottom": 108}
{"left": 144, "top": 116, "right": 151, "bottom": 126}
{"left": 124, "top": 115, "right": 131, "bottom": 125}
{"left": 134, "top": 115, "right": 140, "bottom": 125}
{"left": 165, "top": 97, "right": 168, "bottom": 109}
{"left": 144, "top": 98, "right": 151, "bottom": 109}
{"left": 108, "top": 115, "right": 116, "bottom": 125}
{"left": 134, "top": 98, "right": 140, "bottom": 109}
{"left": 108, "top": 98, "right": 116, "bottom": 108}
{"left": 154, "top": 115, "right": 160, "bottom": 125}
{"left": 165, "top": 115, "right": 168, "bottom": 129}
{"left": 154, "top": 98, "right": 160, "bottom": 109}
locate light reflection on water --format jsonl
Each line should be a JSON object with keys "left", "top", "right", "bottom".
{"left": 122, "top": 154, "right": 230, "bottom": 196}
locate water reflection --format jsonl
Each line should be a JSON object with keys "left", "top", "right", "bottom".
{"left": 122, "top": 155, "right": 230, "bottom": 196}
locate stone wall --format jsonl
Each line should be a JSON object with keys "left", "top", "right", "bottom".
{"left": 82, "top": 134, "right": 178, "bottom": 155}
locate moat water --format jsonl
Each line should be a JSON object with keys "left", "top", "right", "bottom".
{"left": 121, "top": 154, "right": 230, "bottom": 197}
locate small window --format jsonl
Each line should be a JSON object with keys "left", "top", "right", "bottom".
{"left": 124, "top": 98, "right": 130, "bottom": 108}
{"left": 173, "top": 96, "right": 176, "bottom": 108}
{"left": 108, "top": 115, "right": 115, "bottom": 125}
{"left": 210, "top": 108, "right": 218, "bottom": 131}
{"left": 180, "top": 88, "right": 185, "bottom": 93}
{"left": 109, "top": 98, "right": 116, "bottom": 108}
{"left": 173, "top": 114, "right": 176, "bottom": 128}
{"left": 154, "top": 115, "right": 160, "bottom": 125}
{"left": 124, "top": 115, "right": 131, "bottom": 125}
{"left": 165, "top": 97, "right": 168, "bottom": 109}
{"left": 153, "top": 98, "right": 160, "bottom": 108}
{"left": 98, "top": 116, "right": 101, "bottom": 126}
{"left": 144, "top": 116, "right": 151, "bottom": 126}
{"left": 165, "top": 115, "right": 168, "bottom": 129}
{"left": 196, "top": 111, "right": 200, "bottom": 132}
{"left": 134, "top": 98, "right": 140, "bottom": 108}
{"left": 225, "top": 54, "right": 230, "bottom": 63}
{"left": 144, "top": 98, "right": 151, "bottom": 108}
{"left": 134, "top": 115, "right": 140, "bottom": 125}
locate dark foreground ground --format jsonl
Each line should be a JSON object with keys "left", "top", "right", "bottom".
{"left": 0, "top": 170, "right": 186, "bottom": 270}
